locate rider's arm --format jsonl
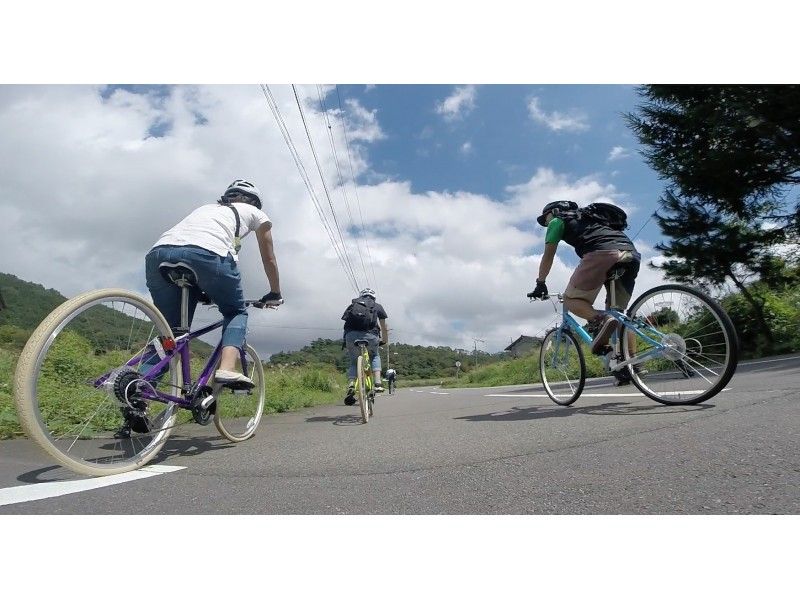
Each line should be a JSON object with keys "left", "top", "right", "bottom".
{"left": 537, "top": 243, "right": 558, "bottom": 281}
{"left": 255, "top": 222, "right": 281, "bottom": 295}
{"left": 379, "top": 318, "right": 388, "bottom": 345}
{"left": 537, "top": 217, "right": 564, "bottom": 282}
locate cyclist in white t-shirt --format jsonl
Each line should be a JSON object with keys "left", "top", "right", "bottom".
{"left": 145, "top": 179, "right": 282, "bottom": 389}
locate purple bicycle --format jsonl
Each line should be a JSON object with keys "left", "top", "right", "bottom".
{"left": 13, "top": 264, "right": 277, "bottom": 476}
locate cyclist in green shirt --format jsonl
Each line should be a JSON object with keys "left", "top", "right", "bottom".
{"left": 530, "top": 201, "right": 641, "bottom": 364}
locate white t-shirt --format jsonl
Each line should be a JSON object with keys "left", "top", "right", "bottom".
{"left": 153, "top": 203, "right": 271, "bottom": 261}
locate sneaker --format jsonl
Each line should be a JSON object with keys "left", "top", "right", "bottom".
{"left": 374, "top": 385, "right": 385, "bottom": 393}
{"left": 113, "top": 421, "right": 132, "bottom": 439}
{"left": 113, "top": 409, "right": 151, "bottom": 439}
{"left": 590, "top": 316, "right": 618, "bottom": 355}
{"left": 613, "top": 364, "right": 646, "bottom": 386}
{"left": 214, "top": 369, "right": 255, "bottom": 389}
{"left": 344, "top": 383, "right": 356, "bottom": 406}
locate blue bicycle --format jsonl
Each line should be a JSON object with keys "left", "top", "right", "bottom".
{"left": 13, "top": 263, "right": 278, "bottom": 476}
{"left": 529, "top": 268, "right": 739, "bottom": 407}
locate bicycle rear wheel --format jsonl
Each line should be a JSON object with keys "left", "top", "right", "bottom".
{"left": 356, "top": 355, "right": 369, "bottom": 423}
{"left": 539, "top": 328, "right": 586, "bottom": 406}
{"left": 213, "top": 344, "right": 265, "bottom": 442}
{"left": 13, "top": 289, "right": 181, "bottom": 476}
{"left": 622, "top": 284, "right": 738, "bottom": 405}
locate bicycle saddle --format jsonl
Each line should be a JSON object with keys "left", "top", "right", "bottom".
{"left": 159, "top": 262, "right": 199, "bottom": 286}
{"left": 158, "top": 262, "right": 211, "bottom": 304}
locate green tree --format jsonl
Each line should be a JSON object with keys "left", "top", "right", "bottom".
{"left": 626, "top": 84, "right": 800, "bottom": 232}
{"left": 653, "top": 190, "right": 784, "bottom": 341}
{"left": 627, "top": 85, "right": 800, "bottom": 344}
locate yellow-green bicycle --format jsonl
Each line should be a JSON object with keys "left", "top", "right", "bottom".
{"left": 353, "top": 339, "right": 376, "bottom": 423}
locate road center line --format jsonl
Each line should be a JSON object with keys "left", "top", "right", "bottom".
{"left": 0, "top": 464, "right": 186, "bottom": 507}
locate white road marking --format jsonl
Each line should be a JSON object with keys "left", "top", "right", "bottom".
{"left": 429, "top": 392, "right": 450, "bottom": 395}
{"left": 743, "top": 355, "right": 800, "bottom": 366}
{"left": 0, "top": 464, "right": 186, "bottom": 507}
{"left": 485, "top": 388, "right": 730, "bottom": 399}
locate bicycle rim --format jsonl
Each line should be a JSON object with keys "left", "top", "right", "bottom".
{"left": 623, "top": 284, "right": 739, "bottom": 405}
{"left": 214, "top": 344, "right": 265, "bottom": 441}
{"left": 357, "top": 355, "right": 369, "bottom": 423}
{"left": 539, "top": 328, "right": 585, "bottom": 406}
{"left": 13, "top": 289, "right": 180, "bottom": 476}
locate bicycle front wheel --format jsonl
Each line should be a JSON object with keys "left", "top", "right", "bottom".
{"left": 13, "top": 289, "right": 181, "bottom": 476}
{"left": 539, "top": 328, "right": 586, "bottom": 406}
{"left": 623, "top": 284, "right": 739, "bottom": 405}
{"left": 213, "top": 344, "right": 265, "bottom": 442}
{"left": 356, "top": 355, "right": 369, "bottom": 423}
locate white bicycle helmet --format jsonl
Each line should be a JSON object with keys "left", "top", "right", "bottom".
{"left": 359, "top": 288, "right": 376, "bottom": 299}
{"left": 222, "top": 179, "right": 262, "bottom": 210}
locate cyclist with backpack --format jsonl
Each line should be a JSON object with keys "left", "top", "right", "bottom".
{"left": 529, "top": 201, "right": 641, "bottom": 382}
{"left": 341, "top": 288, "right": 389, "bottom": 404}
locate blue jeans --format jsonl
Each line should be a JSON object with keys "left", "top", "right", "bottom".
{"left": 345, "top": 330, "right": 381, "bottom": 379}
{"left": 145, "top": 245, "right": 247, "bottom": 348}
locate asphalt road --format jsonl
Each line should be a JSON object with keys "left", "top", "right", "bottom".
{"left": 1, "top": 354, "right": 798, "bottom": 514}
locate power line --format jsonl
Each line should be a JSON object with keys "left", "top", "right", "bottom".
{"left": 259, "top": 84, "right": 359, "bottom": 293}
{"left": 292, "top": 84, "right": 361, "bottom": 291}
{"left": 316, "top": 85, "right": 371, "bottom": 287}
{"left": 336, "top": 85, "right": 378, "bottom": 290}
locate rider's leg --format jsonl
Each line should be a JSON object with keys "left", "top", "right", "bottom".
{"left": 369, "top": 335, "right": 384, "bottom": 391}
{"left": 564, "top": 251, "right": 620, "bottom": 330}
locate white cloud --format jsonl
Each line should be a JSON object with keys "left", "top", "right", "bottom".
{"left": 435, "top": 85, "right": 476, "bottom": 122}
{"left": 607, "top": 146, "right": 632, "bottom": 161}
{"left": 459, "top": 141, "right": 473, "bottom": 155}
{"left": 0, "top": 85, "right": 665, "bottom": 357}
{"left": 527, "top": 96, "right": 590, "bottom": 132}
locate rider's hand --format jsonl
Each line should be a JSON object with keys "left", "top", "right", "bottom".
{"left": 528, "top": 280, "right": 549, "bottom": 300}
{"left": 260, "top": 291, "right": 284, "bottom": 307}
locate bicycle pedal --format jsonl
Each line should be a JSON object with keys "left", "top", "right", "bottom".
{"left": 200, "top": 394, "right": 216, "bottom": 409}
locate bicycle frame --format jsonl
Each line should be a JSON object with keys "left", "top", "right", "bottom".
{"left": 552, "top": 296, "right": 671, "bottom": 372}
{"left": 353, "top": 344, "right": 374, "bottom": 395}
{"left": 93, "top": 318, "right": 250, "bottom": 409}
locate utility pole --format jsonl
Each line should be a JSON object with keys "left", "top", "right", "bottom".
{"left": 385, "top": 329, "right": 390, "bottom": 370}
{"left": 472, "top": 338, "right": 485, "bottom": 368}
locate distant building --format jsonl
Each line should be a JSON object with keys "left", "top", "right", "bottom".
{"left": 504, "top": 335, "right": 542, "bottom": 358}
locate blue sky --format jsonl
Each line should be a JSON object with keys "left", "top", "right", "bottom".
{"left": 0, "top": 84, "right": 674, "bottom": 354}
{"left": 338, "top": 84, "right": 664, "bottom": 241}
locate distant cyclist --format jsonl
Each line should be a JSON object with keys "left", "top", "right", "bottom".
{"left": 385, "top": 367, "right": 397, "bottom": 391}
{"left": 145, "top": 179, "right": 283, "bottom": 388}
{"left": 341, "top": 288, "right": 388, "bottom": 404}
{"left": 529, "top": 201, "right": 641, "bottom": 383}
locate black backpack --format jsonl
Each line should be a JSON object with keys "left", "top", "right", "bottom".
{"left": 578, "top": 203, "right": 628, "bottom": 231}
{"left": 342, "top": 296, "right": 378, "bottom": 331}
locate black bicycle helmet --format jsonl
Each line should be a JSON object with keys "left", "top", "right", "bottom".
{"left": 537, "top": 200, "right": 578, "bottom": 226}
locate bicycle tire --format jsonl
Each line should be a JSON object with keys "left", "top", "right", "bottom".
{"left": 13, "top": 289, "right": 181, "bottom": 476}
{"left": 539, "top": 327, "right": 586, "bottom": 406}
{"left": 213, "top": 344, "right": 265, "bottom": 442}
{"left": 623, "top": 284, "right": 739, "bottom": 405}
{"left": 356, "top": 354, "right": 369, "bottom": 423}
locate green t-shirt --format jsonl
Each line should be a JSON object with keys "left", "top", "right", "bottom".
{"left": 544, "top": 217, "right": 565, "bottom": 244}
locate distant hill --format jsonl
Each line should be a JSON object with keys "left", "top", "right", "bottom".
{"left": 0, "top": 272, "right": 212, "bottom": 357}
{"left": 268, "top": 337, "right": 510, "bottom": 380}
{"left": 0, "top": 272, "right": 69, "bottom": 331}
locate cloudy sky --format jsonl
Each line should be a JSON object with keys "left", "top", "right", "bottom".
{"left": 0, "top": 84, "right": 680, "bottom": 355}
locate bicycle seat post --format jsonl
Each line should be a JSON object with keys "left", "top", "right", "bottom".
{"left": 178, "top": 282, "right": 191, "bottom": 333}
